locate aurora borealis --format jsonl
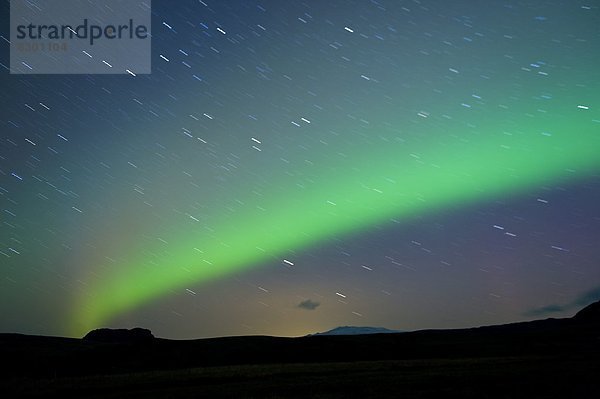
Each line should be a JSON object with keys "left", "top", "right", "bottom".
{"left": 1, "top": 1, "right": 600, "bottom": 339}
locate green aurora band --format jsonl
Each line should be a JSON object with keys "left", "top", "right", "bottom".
{"left": 71, "top": 107, "right": 599, "bottom": 336}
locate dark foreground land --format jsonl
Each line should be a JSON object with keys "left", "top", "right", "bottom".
{"left": 2, "top": 301, "right": 600, "bottom": 398}
{"left": 3, "top": 356, "right": 600, "bottom": 398}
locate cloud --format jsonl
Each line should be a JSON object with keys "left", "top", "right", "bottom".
{"left": 297, "top": 299, "right": 320, "bottom": 311}
{"left": 524, "top": 286, "right": 600, "bottom": 317}
{"left": 572, "top": 287, "right": 600, "bottom": 306}
{"left": 524, "top": 304, "right": 566, "bottom": 317}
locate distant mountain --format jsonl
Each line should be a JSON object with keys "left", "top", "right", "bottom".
{"left": 312, "top": 326, "right": 401, "bottom": 336}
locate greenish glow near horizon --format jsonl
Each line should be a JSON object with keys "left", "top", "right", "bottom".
{"left": 71, "top": 112, "right": 600, "bottom": 336}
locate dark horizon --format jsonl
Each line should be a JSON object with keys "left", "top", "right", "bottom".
{"left": 3, "top": 297, "right": 598, "bottom": 341}
{"left": 2, "top": 299, "right": 599, "bottom": 397}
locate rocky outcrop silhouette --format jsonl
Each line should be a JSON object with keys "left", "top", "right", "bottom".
{"left": 83, "top": 327, "right": 154, "bottom": 343}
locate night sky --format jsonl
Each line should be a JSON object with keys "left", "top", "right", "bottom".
{"left": 1, "top": 0, "right": 600, "bottom": 339}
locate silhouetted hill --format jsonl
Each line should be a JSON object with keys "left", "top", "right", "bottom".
{"left": 574, "top": 300, "right": 600, "bottom": 322}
